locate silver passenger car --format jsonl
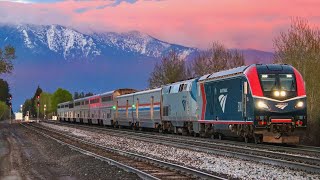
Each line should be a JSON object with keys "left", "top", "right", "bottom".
{"left": 115, "top": 88, "right": 161, "bottom": 129}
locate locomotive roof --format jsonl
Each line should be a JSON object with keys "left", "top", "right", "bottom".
{"left": 199, "top": 65, "right": 249, "bottom": 81}
{"left": 163, "top": 78, "right": 197, "bottom": 87}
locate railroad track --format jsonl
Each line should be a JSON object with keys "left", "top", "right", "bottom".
{"left": 46, "top": 120, "right": 320, "bottom": 157}
{"left": 42, "top": 120, "right": 320, "bottom": 174}
{"left": 21, "top": 122, "right": 227, "bottom": 180}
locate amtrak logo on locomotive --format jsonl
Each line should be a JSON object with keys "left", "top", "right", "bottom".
{"left": 218, "top": 88, "right": 228, "bottom": 113}
{"left": 275, "top": 103, "right": 288, "bottom": 110}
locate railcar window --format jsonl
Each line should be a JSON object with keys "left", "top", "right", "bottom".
{"left": 90, "top": 98, "right": 100, "bottom": 104}
{"left": 260, "top": 74, "right": 277, "bottom": 91}
{"left": 75, "top": 102, "right": 81, "bottom": 106}
{"left": 102, "top": 96, "right": 113, "bottom": 102}
{"left": 279, "top": 74, "right": 296, "bottom": 91}
{"left": 85, "top": 100, "right": 89, "bottom": 105}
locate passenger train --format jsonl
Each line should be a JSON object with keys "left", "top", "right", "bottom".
{"left": 57, "top": 64, "right": 307, "bottom": 144}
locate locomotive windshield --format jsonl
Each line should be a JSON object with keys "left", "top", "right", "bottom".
{"left": 259, "top": 74, "right": 296, "bottom": 99}
{"left": 279, "top": 74, "right": 296, "bottom": 91}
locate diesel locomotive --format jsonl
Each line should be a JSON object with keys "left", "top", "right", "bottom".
{"left": 57, "top": 64, "right": 307, "bottom": 144}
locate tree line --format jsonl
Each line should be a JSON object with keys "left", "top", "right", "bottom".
{"left": 273, "top": 17, "right": 320, "bottom": 145}
{"left": 22, "top": 87, "right": 94, "bottom": 119}
{"left": 148, "top": 42, "right": 245, "bottom": 88}
{"left": 0, "top": 45, "right": 15, "bottom": 120}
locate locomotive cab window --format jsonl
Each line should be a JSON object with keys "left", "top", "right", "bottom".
{"left": 279, "top": 74, "right": 296, "bottom": 91}
{"left": 260, "top": 74, "right": 277, "bottom": 91}
{"left": 162, "top": 86, "right": 170, "bottom": 94}
{"left": 259, "top": 74, "right": 297, "bottom": 99}
{"left": 170, "top": 84, "right": 180, "bottom": 93}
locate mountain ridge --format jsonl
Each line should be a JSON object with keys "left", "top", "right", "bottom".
{"left": 0, "top": 23, "right": 197, "bottom": 61}
{"left": 0, "top": 23, "right": 274, "bottom": 111}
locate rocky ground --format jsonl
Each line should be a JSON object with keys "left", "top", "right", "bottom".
{"left": 42, "top": 122, "right": 320, "bottom": 180}
{"left": 0, "top": 120, "right": 140, "bottom": 180}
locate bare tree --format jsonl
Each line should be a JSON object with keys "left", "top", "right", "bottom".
{"left": 273, "top": 17, "right": 320, "bottom": 145}
{"left": 0, "top": 45, "right": 16, "bottom": 75}
{"left": 192, "top": 41, "right": 245, "bottom": 76}
{"left": 148, "top": 50, "right": 187, "bottom": 88}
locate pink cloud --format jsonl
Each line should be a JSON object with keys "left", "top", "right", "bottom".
{"left": 1, "top": 0, "right": 320, "bottom": 51}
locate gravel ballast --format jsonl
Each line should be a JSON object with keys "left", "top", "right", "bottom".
{"left": 42, "top": 122, "right": 320, "bottom": 179}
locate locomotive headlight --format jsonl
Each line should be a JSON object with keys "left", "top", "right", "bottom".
{"left": 274, "top": 91, "right": 280, "bottom": 97}
{"left": 256, "top": 101, "right": 269, "bottom": 110}
{"left": 296, "top": 101, "right": 304, "bottom": 108}
{"left": 280, "top": 91, "right": 286, "bottom": 97}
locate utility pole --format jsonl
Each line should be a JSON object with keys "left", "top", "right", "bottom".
{"left": 44, "top": 104, "right": 46, "bottom": 120}
{"left": 37, "top": 95, "right": 40, "bottom": 123}
{"left": 9, "top": 95, "right": 12, "bottom": 124}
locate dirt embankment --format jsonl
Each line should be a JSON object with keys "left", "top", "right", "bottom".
{"left": 0, "top": 121, "right": 140, "bottom": 180}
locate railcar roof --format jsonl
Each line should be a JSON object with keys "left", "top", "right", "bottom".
{"left": 199, "top": 65, "right": 249, "bottom": 81}
{"left": 100, "top": 90, "right": 115, "bottom": 97}
{"left": 58, "top": 101, "right": 71, "bottom": 106}
{"left": 118, "top": 88, "right": 162, "bottom": 98}
{"left": 73, "top": 90, "right": 115, "bottom": 102}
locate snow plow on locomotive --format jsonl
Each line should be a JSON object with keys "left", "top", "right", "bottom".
{"left": 57, "top": 64, "right": 307, "bottom": 144}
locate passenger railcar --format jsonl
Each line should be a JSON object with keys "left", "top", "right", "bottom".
{"left": 115, "top": 88, "right": 162, "bottom": 129}
{"left": 57, "top": 64, "right": 307, "bottom": 144}
{"left": 57, "top": 89, "right": 136, "bottom": 125}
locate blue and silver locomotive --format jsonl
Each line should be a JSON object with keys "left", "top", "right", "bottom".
{"left": 57, "top": 64, "right": 307, "bottom": 144}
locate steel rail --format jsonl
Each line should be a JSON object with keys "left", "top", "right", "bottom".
{"left": 24, "top": 123, "right": 227, "bottom": 180}
{"left": 21, "top": 123, "right": 160, "bottom": 180}
{"left": 42, "top": 120, "right": 320, "bottom": 174}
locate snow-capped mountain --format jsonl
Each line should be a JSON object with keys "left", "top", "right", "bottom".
{"left": 0, "top": 23, "right": 273, "bottom": 111}
{"left": 92, "top": 31, "right": 194, "bottom": 59}
{"left": 0, "top": 24, "right": 197, "bottom": 60}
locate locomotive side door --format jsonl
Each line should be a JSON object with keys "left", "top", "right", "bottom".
{"left": 243, "top": 81, "right": 248, "bottom": 120}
